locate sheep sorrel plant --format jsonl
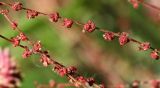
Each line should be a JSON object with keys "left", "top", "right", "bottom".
{"left": 0, "top": 0, "right": 160, "bottom": 88}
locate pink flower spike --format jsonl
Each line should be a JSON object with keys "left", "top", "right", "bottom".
{"left": 119, "top": 32, "right": 129, "bottom": 46}
{"left": 26, "top": 10, "right": 39, "bottom": 19}
{"left": 49, "top": 12, "right": 60, "bottom": 22}
{"left": 150, "top": 50, "right": 159, "bottom": 60}
{"left": 83, "top": 20, "right": 96, "bottom": 33}
{"left": 63, "top": 18, "right": 73, "bottom": 28}
{"left": 139, "top": 42, "right": 150, "bottom": 51}
{"left": 0, "top": 48, "right": 22, "bottom": 88}
{"left": 11, "top": 2, "right": 23, "bottom": 11}
{"left": 103, "top": 32, "right": 115, "bottom": 41}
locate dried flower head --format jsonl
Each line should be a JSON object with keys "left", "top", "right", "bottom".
{"left": 0, "top": 48, "right": 22, "bottom": 88}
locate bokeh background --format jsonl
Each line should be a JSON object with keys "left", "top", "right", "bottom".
{"left": 0, "top": 0, "right": 160, "bottom": 87}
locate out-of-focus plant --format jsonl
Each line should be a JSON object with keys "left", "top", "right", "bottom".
{"left": 0, "top": 48, "right": 22, "bottom": 88}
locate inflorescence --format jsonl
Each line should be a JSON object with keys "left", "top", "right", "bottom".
{"left": 0, "top": 0, "right": 160, "bottom": 88}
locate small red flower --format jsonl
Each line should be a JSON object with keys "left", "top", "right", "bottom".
{"left": 22, "top": 47, "right": 32, "bottom": 58}
{"left": 139, "top": 42, "right": 150, "bottom": 51}
{"left": 83, "top": 20, "right": 96, "bottom": 33}
{"left": 49, "top": 12, "right": 60, "bottom": 22}
{"left": 87, "top": 77, "right": 95, "bottom": 86}
{"left": 119, "top": 32, "right": 129, "bottom": 46}
{"left": 33, "top": 41, "right": 42, "bottom": 52}
{"left": 150, "top": 50, "right": 159, "bottom": 60}
{"left": 58, "top": 68, "right": 67, "bottom": 77}
{"left": 11, "top": 37, "right": 20, "bottom": 47}
{"left": 11, "top": 2, "right": 23, "bottom": 11}
{"left": 67, "top": 66, "right": 77, "bottom": 74}
{"left": 19, "top": 32, "right": 28, "bottom": 41}
{"left": 76, "top": 76, "right": 86, "bottom": 83}
{"left": 26, "top": 10, "right": 39, "bottom": 19}
{"left": 63, "top": 18, "right": 73, "bottom": 28}
{"left": 75, "top": 76, "right": 86, "bottom": 87}
{"left": 103, "top": 32, "right": 115, "bottom": 41}
{"left": 40, "top": 54, "right": 52, "bottom": 67}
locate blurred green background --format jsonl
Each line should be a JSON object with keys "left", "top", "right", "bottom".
{"left": 1, "top": 0, "right": 160, "bottom": 88}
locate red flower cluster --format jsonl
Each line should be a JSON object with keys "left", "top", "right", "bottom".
{"left": 54, "top": 66, "right": 77, "bottom": 77}
{"left": 103, "top": 32, "right": 115, "bottom": 41}
{"left": 139, "top": 42, "right": 150, "bottom": 51}
{"left": 27, "top": 10, "right": 39, "bottom": 19}
{"left": 119, "top": 32, "right": 130, "bottom": 46}
{"left": 150, "top": 50, "right": 159, "bottom": 60}
{"left": 11, "top": 32, "right": 28, "bottom": 47}
{"left": 22, "top": 47, "right": 32, "bottom": 58}
{"left": 11, "top": 2, "right": 23, "bottom": 11}
{"left": 33, "top": 41, "right": 42, "bottom": 52}
{"left": 49, "top": 12, "right": 60, "bottom": 22}
{"left": 40, "top": 52, "right": 52, "bottom": 67}
{"left": 63, "top": 18, "right": 74, "bottom": 28}
{"left": 83, "top": 20, "right": 96, "bottom": 32}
